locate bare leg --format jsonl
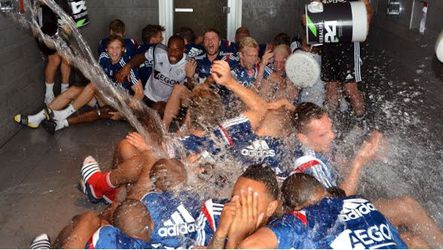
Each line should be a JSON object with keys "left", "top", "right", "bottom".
{"left": 45, "top": 54, "right": 61, "bottom": 83}
{"left": 60, "top": 57, "right": 71, "bottom": 84}
{"left": 324, "top": 81, "right": 340, "bottom": 113}
{"left": 52, "top": 211, "right": 101, "bottom": 249}
{"left": 343, "top": 82, "right": 365, "bottom": 117}
{"left": 163, "top": 85, "right": 191, "bottom": 131}
{"left": 71, "top": 83, "right": 97, "bottom": 110}
{"left": 152, "top": 101, "right": 167, "bottom": 118}
{"left": 67, "top": 106, "right": 113, "bottom": 125}
{"left": 48, "top": 86, "right": 84, "bottom": 110}
{"left": 375, "top": 196, "right": 443, "bottom": 248}
{"left": 109, "top": 153, "right": 157, "bottom": 187}
{"left": 113, "top": 138, "right": 143, "bottom": 167}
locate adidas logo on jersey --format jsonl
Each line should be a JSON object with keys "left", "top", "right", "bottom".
{"left": 331, "top": 224, "right": 395, "bottom": 249}
{"left": 188, "top": 47, "right": 203, "bottom": 58}
{"left": 158, "top": 204, "right": 199, "bottom": 237}
{"left": 338, "top": 198, "right": 377, "bottom": 222}
{"left": 241, "top": 140, "right": 276, "bottom": 159}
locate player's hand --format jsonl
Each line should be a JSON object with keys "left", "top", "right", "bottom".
{"left": 227, "top": 188, "right": 263, "bottom": 246}
{"left": 125, "top": 132, "right": 151, "bottom": 152}
{"left": 185, "top": 58, "right": 197, "bottom": 78}
{"left": 261, "top": 50, "right": 274, "bottom": 67}
{"left": 355, "top": 131, "right": 383, "bottom": 166}
{"left": 211, "top": 60, "right": 235, "bottom": 86}
{"left": 109, "top": 111, "right": 124, "bottom": 120}
{"left": 216, "top": 195, "right": 239, "bottom": 238}
{"left": 115, "top": 65, "right": 131, "bottom": 83}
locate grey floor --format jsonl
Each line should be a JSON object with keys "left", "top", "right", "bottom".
{"left": 0, "top": 120, "right": 130, "bottom": 248}
{"left": 1, "top": 27, "right": 443, "bottom": 248}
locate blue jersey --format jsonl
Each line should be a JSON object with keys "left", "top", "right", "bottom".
{"left": 291, "top": 145, "right": 338, "bottom": 189}
{"left": 185, "top": 44, "right": 205, "bottom": 58}
{"left": 268, "top": 196, "right": 407, "bottom": 249}
{"left": 141, "top": 190, "right": 202, "bottom": 248}
{"left": 230, "top": 63, "right": 259, "bottom": 87}
{"left": 98, "top": 52, "right": 139, "bottom": 95}
{"left": 214, "top": 115, "right": 290, "bottom": 179}
{"left": 87, "top": 225, "right": 152, "bottom": 249}
{"left": 98, "top": 38, "right": 139, "bottom": 59}
{"left": 136, "top": 43, "right": 154, "bottom": 85}
{"left": 195, "top": 199, "right": 227, "bottom": 247}
{"left": 193, "top": 49, "right": 239, "bottom": 83}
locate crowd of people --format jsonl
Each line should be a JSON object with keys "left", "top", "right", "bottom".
{"left": 13, "top": 0, "right": 443, "bottom": 249}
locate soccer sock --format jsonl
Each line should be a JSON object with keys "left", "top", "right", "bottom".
{"left": 81, "top": 156, "right": 116, "bottom": 198}
{"left": 61, "top": 83, "right": 69, "bottom": 93}
{"left": 55, "top": 119, "right": 69, "bottom": 131}
{"left": 45, "top": 82, "right": 54, "bottom": 97}
{"left": 53, "top": 104, "right": 76, "bottom": 121}
{"left": 28, "top": 109, "right": 46, "bottom": 126}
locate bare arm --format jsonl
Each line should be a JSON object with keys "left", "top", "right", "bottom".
{"left": 131, "top": 81, "right": 144, "bottom": 101}
{"left": 238, "top": 227, "right": 279, "bottom": 249}
{"left": 340, "top": 131, "right": 383, "bottom": 195}
{"left": 116, "top": 54, "right": 146, "bottom": 83}
{"left": 211, "top": 60, "right": 268, "bottom": 130}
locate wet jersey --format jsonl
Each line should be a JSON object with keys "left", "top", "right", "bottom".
{"left": 193, "top": 49, "right": 239, "bottom": 83}
{"left": 185, "top": 44, "right": 205, "bottom": 58}
{"left": 268, "top": 196, "right": 407, "bottom": 249}
{"left": 86, "top": 225, "right": 152, "bottom": 249}
{"left": 98, "top": 38, "right": 139, "bottom": 59}
{"left": 98, "top": 52, "right": 139, "bottom": 94}
{"left": 136, "top": 43, "right": 154, "bottom": 85}
{"left": 213, "top": 115, "right": 290, "bottom": 179}
{"left": 230, "top": 63, "right": 259, "bottom": 87}
{"left": 291, "top": 145, "right": 338, "bottom": 189}
{"left": 195, "top": 199, "right": 227, "bottom": 247}
{"left": 141, "top": 190, "right": 202, "bottom": 248}
{"left": 144, "top": 45, "right": 187, "bottom": 102}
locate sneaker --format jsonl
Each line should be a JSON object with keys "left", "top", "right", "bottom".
{"left": 80, "top": 156, "right": 104, "bottom": 203}
{"left": 30, "top": 233, "right": 51, "bottom": 249}
{"left": 13, "top": 114, "right": 39, "bottom": 128}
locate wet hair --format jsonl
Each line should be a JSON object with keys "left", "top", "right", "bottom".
{"left": 106, "top": 34, "right": 124, "bottom": 49}
{"left": 281, "top": 173, "right": 324, "bottom": 209}
{"left": 168, "top": 34, "right": 185, "bottom": 47}
{"left": 239, "top": 37, "right": 259, "bottom": 52}
{"left": 273, "top": 44, "right": 291, "bottom": 57}
{"left": 149, "top": 159, "right": 187, "bottom": 191}
{"left": 113, "top": 199, "right": 151, "bottom": 241}
{"left": 176, "top": 26, "right": 195, "bottom": 44}
{"left": 141, "top": 24, "right": 165, "bottom": 44}
{"left": 203, "top": 28, "right": 221, "bottom": 39}
{"left": 291, "top": 102, "right": 328, "bottom": 133}
{"left": 188, "top": 88, "right": 225, "bottom": 131}
{"left": 109, "top": 19, "right": 125, "bottom": 35}
{"left": 241, "top": 164, "right": 279, "bottom": 200}
{"left": 273, "top": 32, "right": 291, "bottom": 46}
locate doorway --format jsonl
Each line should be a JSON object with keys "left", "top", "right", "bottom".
{"left": 159, "top": 0, "right": 242, "bottom": 42}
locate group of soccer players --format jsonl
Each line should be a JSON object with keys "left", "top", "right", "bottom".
{"left": 21, "top": 2, "right": 443, "bottom": 249}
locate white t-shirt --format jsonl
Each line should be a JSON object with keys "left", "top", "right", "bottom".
{"left": 144, "top": 45, "right": 186, "bottom": 102}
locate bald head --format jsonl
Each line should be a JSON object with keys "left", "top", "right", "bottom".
{"left": 167, "top": 35, "right": 185, "bottom": 64}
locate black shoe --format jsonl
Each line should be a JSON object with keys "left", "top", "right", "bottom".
{"left": 41, "top": 119, "right": 56, "bottom": 135}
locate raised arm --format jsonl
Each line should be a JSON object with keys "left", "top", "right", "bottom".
{"left": 211, "top": 60, "right": 268, "bottom": 129}
{"left": 115, "top": 53, "right": 146, "bottom": 83}
{"left": 340, "top": 131, "right": 383, "bottom": 195}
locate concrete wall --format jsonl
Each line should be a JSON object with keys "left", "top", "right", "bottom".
{"left": 242, "top": 0, "right": 308, "bottom": 44}
{"left": 0, "top": 0, "right": 158, "bottom": 146}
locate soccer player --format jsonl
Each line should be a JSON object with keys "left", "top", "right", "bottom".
{"left": 195, "top": 164, "right": 279, "bottom": 248}
{"left": 116, "top": 35, "right": 188, "bottom": 116}
{"left": 98, "top": 19, "right": 139, "bottom": 59}
{"left": 256, "top": 44, "right": 299, "bottom": 103}
{"left": 238, "top": 173, "right": 408, "bottom": 249}
{"left": 321, "top": 0, "right": 373, "bottom": 117}
{"left": 14, "top": 35, "right": 143, "bottom": 133}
